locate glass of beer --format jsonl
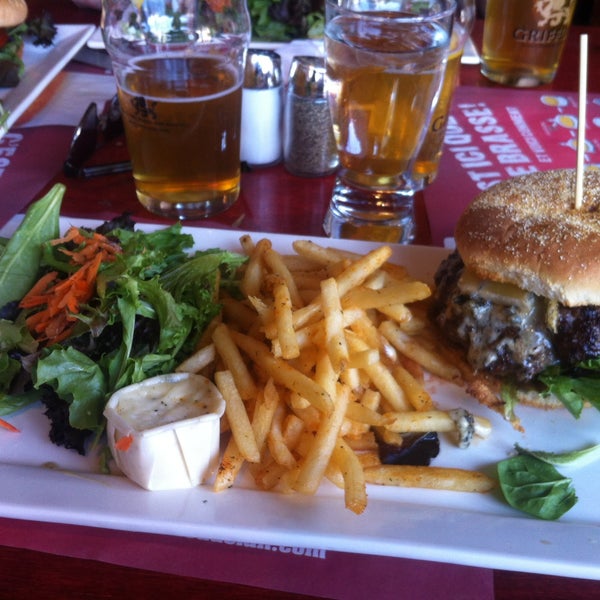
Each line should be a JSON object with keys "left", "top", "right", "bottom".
{"left": 102, "top": 0, "right": 251, "bottom": 219}
{"left": 412, "top": 0, "right": 475, "bottom": 190}
{"left": 322, "top": 0, "right": 455, "bottom": 244}
{"left": 481, "top": 0, "right": 576, "bottom": 87}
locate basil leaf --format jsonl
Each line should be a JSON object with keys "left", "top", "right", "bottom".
{"left": 515, "top": 443, "right": 600, "bottom": 467}
{"left": 497, "top": 454, "right": 577, "bottom": 520}
{"left": 0, "top": 184, "right": 64, "bottom": 307}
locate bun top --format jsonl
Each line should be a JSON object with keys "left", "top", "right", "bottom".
{"left": 0, "top": 0, "right": 28, "bottom": 28}
{"left": 455, "top": 169, "right": 600, "bottom": 307}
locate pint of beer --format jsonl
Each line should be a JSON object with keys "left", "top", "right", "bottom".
{"left": 481, "top": 0, "right": 576, "bottom": 87}
{"left": 102, "top": 0, "right": 250, "bottom": 219}
{"left": 412, "top": 0, "right": 475, "bottom": 189}
{"left": 323, "top": 0, "right": 455, "bottom": 243}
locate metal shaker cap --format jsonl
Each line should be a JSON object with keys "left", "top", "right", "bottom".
{"left": 244, "top": 49, "right": 282, "bottom": 89}
{"left": 288, "top": 56, "right": 326, "bottom": 98}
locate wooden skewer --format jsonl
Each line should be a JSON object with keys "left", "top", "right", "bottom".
{"left": 575, "top": 33, "right": 588, "bottom": 210}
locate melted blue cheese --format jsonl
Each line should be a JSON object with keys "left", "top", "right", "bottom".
{"left": 453, "top": 269, "right": 556, "bottom": 378}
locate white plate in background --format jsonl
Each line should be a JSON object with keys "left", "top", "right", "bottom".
{"left": 0, "top": 24, "right": 95, "bottom": 137}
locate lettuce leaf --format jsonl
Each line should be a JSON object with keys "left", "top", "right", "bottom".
{"left": 34, "top": 347, "right": 107, "bottom": 431}
{"left": 0, "top": 352, "right": 20, "bottom": 394}
{"left": 113, "top": 223, "right": 194, "bottom": 279}
{"left": 538, "top": 362, "right": 600, "bottom": 418}
{"left": 0, "top": 184, "right": 63, "bottom": 307}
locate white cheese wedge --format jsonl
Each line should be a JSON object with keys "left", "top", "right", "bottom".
{"left": 104, "top": 372, "right": 225, "bottom": 491}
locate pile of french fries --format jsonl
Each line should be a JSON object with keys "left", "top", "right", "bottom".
{"left": 177, "top": 237, "right": 495, "bottom": 514}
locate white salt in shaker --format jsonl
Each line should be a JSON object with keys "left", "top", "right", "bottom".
{"left": 283, "top": 56, "right": 339, "bottom": 177}
{"left": 240, "top": 49, "right": 283, "bottom": 167}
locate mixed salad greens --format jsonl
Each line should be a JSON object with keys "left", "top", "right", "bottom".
{"left": 248, "top": 0, "right": 324, "bottom": 40}
{"left": 0, "top": 184, "right": 246, "bottom": 454}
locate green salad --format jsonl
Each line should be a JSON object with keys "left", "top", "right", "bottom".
{"left": 248, "top": 0, "right": 324, "bottom": 40}
{"left": 0, "top": 184, "right": 246, "bottom": 454}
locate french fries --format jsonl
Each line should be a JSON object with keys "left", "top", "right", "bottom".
{"left": 179, "top": 236, "right": 495, "bottom": 514}
{"left": 214, "top": 370, "right": 260, "bottom": 464}
{"left": 363, "top": 465, "right": 496, "bottom": 493}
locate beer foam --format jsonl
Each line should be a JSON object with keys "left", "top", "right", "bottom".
{"left": 119, "top": 51, "right": 242, "bottom": 102}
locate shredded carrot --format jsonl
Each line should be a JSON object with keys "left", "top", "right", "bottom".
{"left": 50, "top": 227, "right": 80, "bottom": 245}
{"left": 0, "top": 418, "right": 19, "bottom": 433}
{"left": 19, "top": 227, "right": 122, "bottom": 346}
{"left": 114, "top": 434, "right": 134, "bottom": 451}
{"left": 19, "top": 271, "right": 59, "bottom": 305}
{"left": 56, "top": 229, "right": 121, "bottom": 264}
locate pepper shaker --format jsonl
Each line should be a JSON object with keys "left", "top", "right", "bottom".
{"left": 283, "top": 56, "right": 339, "bottom": 177}
{"left": 240, "top": 49, "right": 283, "bottom": 167}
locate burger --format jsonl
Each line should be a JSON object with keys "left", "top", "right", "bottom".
{"left": 0, "top": 0, "right": 28, "bottom": 87}
{"left": 430, "top": 168, "right": 600, "bottom": 424}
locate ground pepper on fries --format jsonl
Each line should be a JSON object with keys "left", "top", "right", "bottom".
{"left": 178, "top": 236, "right": 496, "bottom": 514}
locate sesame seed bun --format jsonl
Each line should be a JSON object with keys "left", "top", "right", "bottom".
{"left": 454, "top": 169, "right": 600, "bottom": 307}
{"left": 0, "top": 0, "right": 28, "bottom": 28}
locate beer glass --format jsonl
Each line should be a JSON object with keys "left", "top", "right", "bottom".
{"left": 413, "top": 0, "right": 475, "bottom": 189}
{"left": 102, "top": 0, "right": 251, "bottom": 219}
{"left": 322, "top": 0, "right": 455, "bottom": 243}
{"left": 481, "top": 0, "right": 576, "bottom": 87}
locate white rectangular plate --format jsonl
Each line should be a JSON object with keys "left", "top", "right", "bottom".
{"left": 1, "top": 217, "right": 599, "bottom": 580}
{"left": 0, "top": 24, "right": 96, "bottom": 136}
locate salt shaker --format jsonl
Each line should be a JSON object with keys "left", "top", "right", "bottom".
{"left": 240, "top": 49, "right": 283, "bottom": 167}
{"left": 283, "top": 56, "right": 339, "bottom": 177}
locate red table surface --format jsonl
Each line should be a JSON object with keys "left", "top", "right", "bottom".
{"left": 2, "top": 2, "right": 600, "bottom": 598}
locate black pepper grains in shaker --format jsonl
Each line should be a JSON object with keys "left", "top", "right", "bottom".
{"left": 283, "top": 56, "right": 339, "bottom": 177}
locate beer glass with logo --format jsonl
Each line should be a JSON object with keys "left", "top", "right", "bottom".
{"left": 412, "top": 0, "right": 475, "bottom": 190}
{"left": 102, "top": 0, "right": 251, "bottom": 219}
{"left": 481, "top": 0, "right": 576, "bottom": 87}
{"left": 322, "top": 0, "right": 455, "bottom": 243}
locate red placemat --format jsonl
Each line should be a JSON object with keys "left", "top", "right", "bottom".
{"left": 0, "top": 126, "right": 73, "bottom": 227}
{"left": 0, "top": 517, "right": 493, "bottom": 599}
{"left": 425, "top": 86, "right": 600, "bottom": 246}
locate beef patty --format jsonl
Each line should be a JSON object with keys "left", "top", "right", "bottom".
{"left": 430, "top": 251, "right": 600, "bottom": 383}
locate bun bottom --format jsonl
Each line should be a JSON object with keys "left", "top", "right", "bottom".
{"left": 428, "top": 313, "right": 577, "bottom": 430}
{"left": 465, "top": 373, "right": 568, "bottom": 433}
